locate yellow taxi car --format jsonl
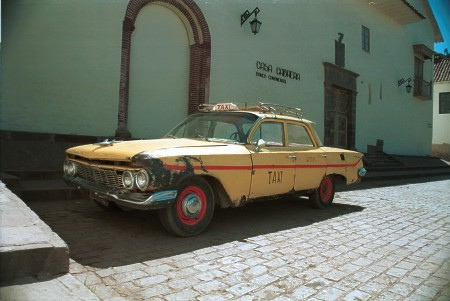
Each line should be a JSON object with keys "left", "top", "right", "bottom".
{"left": 63, "top": 103, "right": 366, "bottom": 236}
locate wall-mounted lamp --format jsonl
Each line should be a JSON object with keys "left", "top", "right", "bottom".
{"left": 241, "top": 7, "right": 262, "bottom": 35}
{"left": 398, "top": 77, "right": 412, "bottom": 94}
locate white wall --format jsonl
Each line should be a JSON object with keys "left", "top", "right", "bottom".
{"left": 433, "top": 81, "right": 450, "bottom": 144}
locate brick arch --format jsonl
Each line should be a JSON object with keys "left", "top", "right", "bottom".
{"left": 115, "top": 0, "right": 211, "bottom": 138}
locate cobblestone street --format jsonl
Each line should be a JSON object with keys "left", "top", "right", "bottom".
{"left": 27, "top": 179, "right": 450, "bottom": 300}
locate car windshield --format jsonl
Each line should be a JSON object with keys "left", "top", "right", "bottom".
{"left": 165, "top": 112, "right": 259, "bottom": 143}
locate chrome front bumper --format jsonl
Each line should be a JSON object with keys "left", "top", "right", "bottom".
{"left": 64, "top": 175, "right": 177, "bottom": 210}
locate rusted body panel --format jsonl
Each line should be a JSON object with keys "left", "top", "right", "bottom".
{"left": 320, "top": 147, "right": 364, "bottom": 184}
{"left": 139, "top": 149, "right": 253, "bottom": 205}
{"left": 65, "top": 136, "right": 363, "bottom": 207}
{"left": 66, "top": 140, "right": 254, "bottom": 206}
{"left": 64, "top": 103, "right": 365, "bottom": 215}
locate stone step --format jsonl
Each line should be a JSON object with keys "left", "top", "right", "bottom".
{"left": 367, "top": 161, "right": 403, "bottom": 167}
{"left": 0, "top": 171, "right": 80, "bottom": 201}
{"left": 0, "top": 182, "right": 69, "bottom": 282}
{"left": 17, "top": 179, "right": 80, "bottom": 201}
{"left": 363, "top": 153, "right": 403, "bottom": 168}
{"left": 0, "top": 172, "right": 21, "bottom": 190}
{"left": 363, "top": 166, "right": 450, "bottom": 181}
{"left": 3, "top": 170, "right": 64, "bottom": 180}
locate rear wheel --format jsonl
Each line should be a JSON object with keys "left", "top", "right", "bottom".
{"left": 310, "top": 175, "right": 335, "bottom": 209}
{"left": 159, "top": 177, "right": 214, "bottom": 237}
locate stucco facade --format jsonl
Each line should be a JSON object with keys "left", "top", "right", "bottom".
{"left": 432, "top": 55, "right": 450, "bottom": 144}
{"left": 1, "top": 0, "right": 442, "bottom": 156}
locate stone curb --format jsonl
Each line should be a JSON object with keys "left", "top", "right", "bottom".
{"left": 0, "top": 181, "right": 69, "bottom": 283}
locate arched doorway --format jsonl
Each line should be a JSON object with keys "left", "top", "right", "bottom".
{"left": 115, "top": 0, "right": 211, "bottom": 138}
{"left": 128, "top": 5, "right": 189, "bottom": 138}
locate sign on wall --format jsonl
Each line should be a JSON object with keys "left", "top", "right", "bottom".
{"left": 256, "top": 61, "right": 301, "bottom": 85}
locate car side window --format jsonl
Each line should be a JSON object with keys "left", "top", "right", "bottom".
{"left": 287, "top": 123, "right": 315, "bottom": 148}
{"left": 251, "top": 122, "right": 284, "bottom": 147}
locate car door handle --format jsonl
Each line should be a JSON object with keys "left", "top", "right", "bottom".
{"left": 321, "top": 154, "right": 327, "bottom": 158}
{"left": 288, "top": 155, "right": 297, "bottom": 159}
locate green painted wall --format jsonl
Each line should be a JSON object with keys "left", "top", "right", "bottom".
{"left": 2, "top": 0, "right": 127, "bottom": 136}
{"left": 128, "top": 4, "right": 189, "bottom": 139}
{"left": 1, "top": 0, "right": 437, "bottom": 155}
{"left": 202, "top": 0, "right": 435, "bottom": 155}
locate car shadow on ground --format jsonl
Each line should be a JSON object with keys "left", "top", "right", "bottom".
{"left": 27, "top": 196, "right": 364, "bottom": 269}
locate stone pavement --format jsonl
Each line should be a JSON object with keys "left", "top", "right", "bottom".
{"left": 1, "top": 179, "right": 450, "bottom": 300}
{"left": 0, "top": 274, "right": 98, "bottom": 301}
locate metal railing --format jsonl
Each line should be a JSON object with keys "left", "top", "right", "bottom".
{"left": 414, "top": 79, "right": 432, "bottom": 100}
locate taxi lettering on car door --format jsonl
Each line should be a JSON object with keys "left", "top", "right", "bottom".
{"left": 247, "top": 120, "right": 295, "bottom": 198}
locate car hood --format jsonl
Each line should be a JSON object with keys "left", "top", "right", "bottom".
{"left": 66, "top": 138, "right": 244, "bottom": 161}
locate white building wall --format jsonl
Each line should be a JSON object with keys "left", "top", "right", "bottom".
{"left": 433, "top": 81, "right": 450, "bottom": 144}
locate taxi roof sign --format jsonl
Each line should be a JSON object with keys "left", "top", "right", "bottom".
{"left": 199, "top": 103, "right": 239, "bottom": 112}
{"left": 213, "top": 103, "right": 239, "bottom": 111}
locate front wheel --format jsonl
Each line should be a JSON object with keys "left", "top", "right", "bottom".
{"left": 309, "top": 175, "right": 335, "bottom": 209}
{"left": 158, "top": 177, "right": 214, "bottom": 237}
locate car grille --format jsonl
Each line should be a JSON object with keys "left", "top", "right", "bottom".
{"left": 76, "top": 164, "right": 123, "bottom": 189}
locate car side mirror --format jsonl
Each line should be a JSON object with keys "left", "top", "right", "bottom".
{"left": 256, "top": 139, "right": 266, "bottom": 152}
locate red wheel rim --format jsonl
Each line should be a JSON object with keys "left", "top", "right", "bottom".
{"left": 320, "top": 177, "right": 332, "bottom": 202}
{"left": 176, "top": 186, "right": 207, "bottom": 225}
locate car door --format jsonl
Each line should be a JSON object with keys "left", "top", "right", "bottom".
{"left": 286, "top": 122, "right": 327, "bottom": 191}
{"left": 247, "top": 120, "right": 295, "bottom": 198}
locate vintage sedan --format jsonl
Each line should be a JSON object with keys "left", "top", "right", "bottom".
{"left": 63, "top": 103, "right": 366, "bottom": 236}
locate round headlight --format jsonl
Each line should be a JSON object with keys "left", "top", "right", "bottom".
{"left": 64, "top": 160, "right": 77, "bottom": 176}
{"left": 122, "top": 171, "right": 135, "bottom": 190}
{"left": 135, "top": 170, "right": 150, "bottom": 191}
{"left": 63, "top": 160, "right": 69, "bottom": 174}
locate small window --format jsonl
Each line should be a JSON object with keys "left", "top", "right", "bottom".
{"left": 287, "top": 124, "right": 314, "bottom": 148}
{"left": 251, "top": 122, "right": 284, "bottom": 147}
{"left": 439, "top": 93, "right": 450, "bottom": 114}
{"left": 362, "top": 26, "right": 370, "bottom": 52}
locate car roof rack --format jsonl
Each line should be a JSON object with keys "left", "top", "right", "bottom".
{"left": 198, "top": 102, "right": 303, "bottom": 119}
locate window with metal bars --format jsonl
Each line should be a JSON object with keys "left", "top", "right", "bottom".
{"left": 362, "top": 26, "right": 370, "bottom": 52}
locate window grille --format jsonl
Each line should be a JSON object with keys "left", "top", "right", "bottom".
{"left": 362, "top": 26, "right": 370, "bottom": 52}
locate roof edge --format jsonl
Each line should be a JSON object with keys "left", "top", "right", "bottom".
{"left": 402, "top": 0, "right": 426, "bottom": 20}
{"left": 421, "top": 0, "right": 444, "bottom": 43}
